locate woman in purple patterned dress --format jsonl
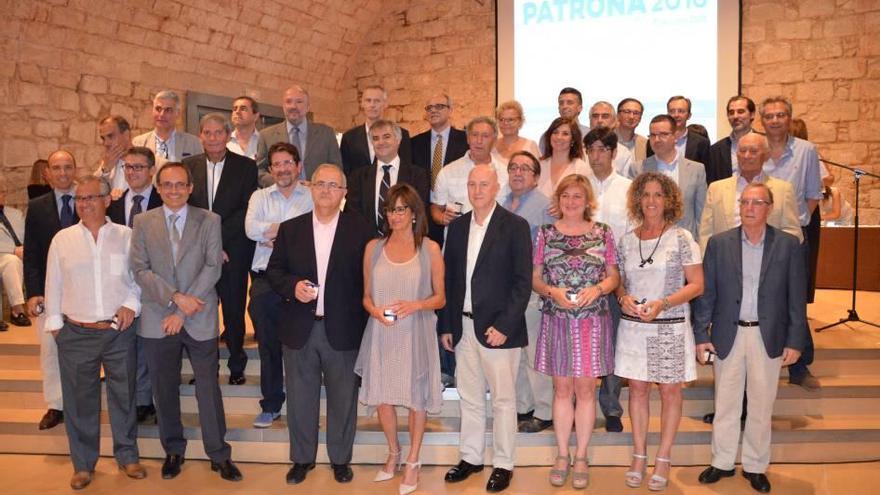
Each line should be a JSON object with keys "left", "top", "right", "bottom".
{"left": 532, "top": 174, "right": 620, "bottom": 489}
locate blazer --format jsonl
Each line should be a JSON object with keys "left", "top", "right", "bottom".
{"left": 410, "top": 127, "right": 469, "bottom": 179}
{"left": 24, "top": 191, "right": 79, "bottom": 298}
{"left": 693, "top": 225, "right": 808, "bottom": 359}
{"left": 645, "top": 128, "right": 710, "bottom": 167}
{"left": 130, "top": 206, "right": 223, "bottom": 341}
{"left": 340, "top": 124, "right": 413, "bottom": 176}
{"left": 257, "top": 120, "right": 342, "bottom": 186}
{"left": 266, "top": 209, "right": 373, "bottom": 351}
{"left": 632, "top": 155, "right": 707, "bottom": 243}
{"left": 698, "top": 175, "right": 803, "bottom": 253}
{"left": 183, "top": 151, "right": 258, "bottom": 261}
{"left": 706, "top": 136, "right": 734, "bottom": 185}
{"left": 131, "top": 130, "right": 203, "bottom": 165}
{"left": 440, "top": 205, "right": 532, "bottom": 349}
{"left": 344, "top": 158, "right": 430, "bottom": 234}
{"left": 108, "top": 188, "right": 163, "bottom": 226}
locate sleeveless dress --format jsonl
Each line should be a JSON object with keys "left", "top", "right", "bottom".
{"left": 354, "top": 239, "right": 443, "bottom": 413}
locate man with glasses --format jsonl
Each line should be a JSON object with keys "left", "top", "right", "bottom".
{"left": 244, "top": 142, "right": 313, "bottom": 428}
{"left": 266, "top": 164, "right": 372, "bottom": 485}
{"left": 616, "top": 98, "right": 648, "bottom": 166}
{"left": 132, "top": 90, "right": 203, "bottom": 167}
{"left": 707, "top": 96, "right": 758, "bottom": 185}
{"left": 341, "top": 85, "right": 413, "bottom": 176}
{"left": 588, "top": 101, "right": 635, "bottom": 177}
{"left": 665, "top": 95, "right": 710, "bottom": 167}
{"left": 45, "top": 175, "right": 145, "bottom": 490}
{"left": 108, "top": 146, "right": 163, "bottom": 424}
{"left": 95, "top": 115, "right": 134, "bottom": 199}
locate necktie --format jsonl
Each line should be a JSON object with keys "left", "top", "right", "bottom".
{"left": 431, "top": 135, "right": 444, "bottom": 186}
{"left": 0, "top": 207, "right": 21, "bottom": 246}
{"left": 169, "top": 213, "right": 181, "bottom": 262}
{"left": 290, "top": 126, "right": 304, "bottom": 179}
{"left": 157, "top": 138, "right": 169, "bottom": 159}
{"left": 377, "top": 164, "right": 392, "bottom": 235}
{"left": 60, "top": 194, "right": 74, "bottom": 228}
{"left": 129, "top": 194, "right": 144, "bottom": 228}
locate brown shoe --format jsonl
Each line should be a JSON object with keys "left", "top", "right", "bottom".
{"left": 70, "top": 471, "right": 92, "bottom": 490}
{"left": 119, "top": 463, "right": 147, "bottom": 479}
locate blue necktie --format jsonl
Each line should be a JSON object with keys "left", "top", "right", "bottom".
{"left": 60, "top": 194, "right": 74, "bottom": 228}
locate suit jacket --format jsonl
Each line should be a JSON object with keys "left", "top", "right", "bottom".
{"left": 108, "top": 188, "right": 163, "bottom": 226}
{"left": 340, "top": 124, "right": 412, "bottom": 176}
{"left": 693, "top": 225, "right": 808, "bottom": 359}
{"left": 410, "top": 127, "right": 469, "bottom": 180}
{"left": 131, "top": 130, "right": 203, "bottom": 166}
{"left": 257, "top": 120, "right": 342, "bottom": 186}
{"left": 266, "top": 210, "right": 373, "bottom": 351}
{"left": 344, "top": 158, "right": 430, "bottom": 234}
{"left": 130, "top": 206, "right": 223, "bottom": 340}
{"left": 633, "top": 155, "right": 707, "bottom": 243}
{"left": 698, "top": 175, "right": 803, "bottom": 253}
{"left": 24, "top": 192, "right": 79, "bottom": 298}
{"left": 183, "top": 151, "right": 258, "bottom": 263}
{"left": 706, "top": 136, "right": 734, "bottom": 185}
{"left": 645, "top": 128, "right": 710, "bottom": 166}
{"left": 440, "top": 205, "right": 532, "bottom": 349}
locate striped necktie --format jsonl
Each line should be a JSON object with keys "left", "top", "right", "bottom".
{"left": 431, "top": 134, "right": 443, "bottom": 186}
{"left": 376, "top": 164, "right": 391, "bottom": 235}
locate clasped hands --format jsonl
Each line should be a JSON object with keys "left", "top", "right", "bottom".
{"left": 163, "top": 292, "right": 206, "bottom": 335}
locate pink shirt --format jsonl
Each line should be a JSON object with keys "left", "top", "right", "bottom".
{"left": 312, "top": 211, "right": 340, "bottom": 316}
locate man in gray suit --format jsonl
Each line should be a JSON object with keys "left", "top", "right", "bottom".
{"left": 129, "top": 162, "right": 242, "bottom": 482}
{"left": 131, "top": 90, "right": 203, "bottom": 166}
{"left": 631, "top": 114, "right": 707, "bottom": 243}
{"left": 694, "top": 182, "right": 808, "bottom": 494}
{"left": 257, "top": 85, "right": 342, "bottom": 186}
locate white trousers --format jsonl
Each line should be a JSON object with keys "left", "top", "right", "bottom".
{"left": 455, "top": 317, "right": 521, "bottom": 470}
{"left": 35, "top": 314, "right": 63, "bottom": 410}
{"left": 711, "top": 326, "right": 782, "bottom": 473}
{"left": 0, "top": 253, "right": 25, "bottom": 311}
{"left": 515, "top": 294, "right": 553, "bottom": 420}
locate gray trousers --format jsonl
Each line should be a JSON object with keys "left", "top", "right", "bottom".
{"left": 283, "top": 320, "right": 359, "bottom": 465}
{"left": 598, "top": 295, "right": 623, "bottom": 418}
{"left": 132, "top": 318, "right": 152, "bottom": 406}
{"left": 56, "top": 322, "right": 139, "bottom": 472}
{"left": 143, "top": 331, "right": 231, "bottom": 462}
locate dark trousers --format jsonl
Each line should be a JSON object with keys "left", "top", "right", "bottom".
{"left": 143, "top": 330, "right": 231, "bottom": 462}
{"left": 132, "top": 319, "right": 152, "bottom": 407}
{"left": 217, "top": 256, "right": 250, "bottom": 376}
{"left": 247, "top": 274, "right": 285, "bottom": 413}
{"left": 790, "top": 225, "right": 816, "bottom": 376}
{"left": 598, "top": 295, "right": 623, "bottom": 418}
{"left": 283, "top": 320, "right": 359, "bottom": 464}
{"left": 57, "top": 323, "right": 139, "bottom": 472}
{"left": 805, "top": 208, "right": 821, "bottom": 303}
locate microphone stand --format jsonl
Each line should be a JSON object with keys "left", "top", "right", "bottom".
{"left": 815, "top": 158, "right": 880, "bottom": 332}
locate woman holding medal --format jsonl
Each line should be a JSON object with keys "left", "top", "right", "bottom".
{"left": 614, "top": 172, "right": 704, "bottom": 491}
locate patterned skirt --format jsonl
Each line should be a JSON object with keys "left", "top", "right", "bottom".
{"left": 534, "top": 311, "right": 614, "bottom": 377}
{"left": 614, "top": 315, "right": 697, "bottom": 383}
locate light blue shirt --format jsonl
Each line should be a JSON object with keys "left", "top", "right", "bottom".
{"left": 430, "top": 126, "right": 452, "bottom": 164}
{"left": 245, "top": 182, "right": 313, "bottom": 271}
{"left": 674, "top": 131, "right": 688, "bottom": 159}
{"left": 54, "top": 189, "right": 76, "bottom": 218}
{"left": 739, "top": 228, "right": 765, "bottom": 321}
{"left": 163, "top": 204, "right": 188, "bottom": 235}
{"left": 763, "top": 135, "right": 822, "bottom": 226}
{"left": 502, "top": 187, "right": 553, "bottom": 242}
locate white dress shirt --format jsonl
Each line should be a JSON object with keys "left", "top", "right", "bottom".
{"left": 312, "top": 211, "right": 340, "bottom": 316}
{"left": 245, "top": 183, "right": 313, "bottom": 271}
{"left": 43, "top": 221, "right": 141, "bottom": 332}
{"left": 227, "top": 129, "right": 260, "bottom": 159}
{"left": 589, "top": 171, "right": 632, "bottom": 242}
{"left": 463, "top": 203, "right": 496, "bottom": 312}
{"left": 206, "top": 156, "right": 226, "bottom": 211}
{"left": 373, "top": 156, "right": 401, "bottom": 224}
{"left": 431, "top": 152, "right": 509, "bottom": 213}
{"left": 95, "top": 159, "right": 128, "bottom": 191}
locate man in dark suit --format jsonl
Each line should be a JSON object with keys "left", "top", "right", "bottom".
{"left": 107, "top": 146, "right": 163, "bottom": 424}
{"left": 267, "top": 164, "right": 373, "bottom": 485}
{"left": 340, "top": 85, "right": 412, "bottom": 176}
{"left": 183, "top": 113, "right": 258, "bottom": 385}
{"left": 440, "top": 164, "right": 532, "bottom": 493}
{"left": 345, "top": 119, "right": 429, "bottom": 235}
{"left": 664, "top": 95, "right": 711, "bottom": 167}
{"left": 706, "top": 96, "right": 757, "bottom": 185}
{"left": 694, "top": 182, "right": 808, "bottom": 494}
{"left": 25, "top": 149, "right": 79, "bottom": 431}
{"left": 410, "top": 93, "right": 469, "bottom": 183}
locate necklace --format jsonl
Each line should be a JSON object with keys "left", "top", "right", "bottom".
{"left": 638, "top": 224, "right": 666, "bottom": 268}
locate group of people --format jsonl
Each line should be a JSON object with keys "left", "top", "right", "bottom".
{"left": 16, "top": 83, "right": 825, "bottom": 494}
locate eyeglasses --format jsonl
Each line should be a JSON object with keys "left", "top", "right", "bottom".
{"left": 386, "top": 205, "right": 411, "bottom": 215}
{"left": 739, "top": 198, "right": 772, "bottom": 207}
{"left": 425, "top": 104, "right": 449, "bottom": 112}
{"left": 619, "top": 109, "right": 642, "bottom": 116}
{"left": 123, "top": 164, "right": 150, "bottom": 172}
{"left": 270, "top": 159, "right": 298, "bottom": 168}
{"left": 507, "top": 164, "right": 535, "bottom": 174}
{"left": 498, "top": 117, "right": 520, "bottom": 124}
{"left": 586, "top": 145, "right": 613, "bottom": 154}
{"left": 158, "top": 181, "right": 190, "bottom": 191}
{"left": 311, "top": 181, "right": 345, "bottom": 191}
{"left": 648, "top": 132, "right": 674, "bottom": 139}
{"left": 74, "top": 193, "right": 107, "bottom": 202}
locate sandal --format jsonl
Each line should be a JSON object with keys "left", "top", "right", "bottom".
{"left": 399, "top": 461, "right": 421, "bottom": 495}
{"left": 549, "top": 454, "right": 570, "bottom": 486}
{"left": 373, "top": 449, "right": 401, "bottom": 482}
{"left": 625, "top": 452, "right": 648, "bottom": 488}
{"left": 648, "top": 456, "right": 671, "bottom": 491}
{"left": 572, "top": 457, "right": 590, "bottom": 490}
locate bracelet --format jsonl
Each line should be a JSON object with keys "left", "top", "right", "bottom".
{"left": 661, "top": 297, "right": 671, "bottom": 311}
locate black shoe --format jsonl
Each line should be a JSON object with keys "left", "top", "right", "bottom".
{"left": 518, "top": 416, "right": 553, "bottom": 433}
{"left": 698, "top": 466, "right": 736, "bottom": 484}
{"left": 703, "top": 412, "right": 715, "bottom": 424}
{"left": 516, "top": 409, "right": 534, "bottom": 422}
{"left": 211, "top": 459, "right": 243, "bottom": 481}
{"left": 486, "top": 467, "right": 513, "bottom": 492}
{"left": 136, "top": 404, "right": 156, "bottom": 424}
{"left": 228, "top": 373, "right": 246, "bottom": 385}
{"left": 161, "top": 454, "right": 184, "bottom": 479}
{"left": 0, "top": 321, "right": 7, "bottom": 332}
{"left": 188, "top": 377, "right": 196, "bottom": 385}
{"left": 445, "top": 460, "right": 484, "bottom": 482}
{"left": 604, "top": 415, "right": 623, "bottom": 432}
{"left": 441, "top": 373, "right": 456, "bottom": 389}
{"left": 38, "top": 409, "right": 63, "bottom": 430}
{"left": 285, "top": 463, "right": 315, "bottom": 484}
{"left": 10, "top": 312, "right": 31, "bottom": 327}
{"left": 789, "top": 369, "right": 821, "bottom": 391}
{"left": 743, "top": 471, "right": 771, "bottom": 492}
{"left": 331, "top": 463, "right": 353, "bottom": 483}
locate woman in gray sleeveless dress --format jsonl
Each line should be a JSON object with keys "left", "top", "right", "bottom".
{"left": 354, "top": 183, "right": 445, "bottom": 495}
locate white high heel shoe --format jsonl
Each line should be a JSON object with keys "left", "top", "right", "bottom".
{"left": 398, "top": 461, "right": 421, "bottom": 495}
{"left": 373, "top": 450, "right": 401, "bottom": 482}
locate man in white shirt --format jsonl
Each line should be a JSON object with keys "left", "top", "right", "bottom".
{"left": 245, "top": 142, "right": 313, "bottom": 428}
{"left": 131, "top": 90, "right": 203, "bottom": 166}
{"left": 95, "top": 115, "right": 134, "bottom": 199}
{"left": 44, "top": 175, "right": 144, "bottom": 489}
{"left": 227, "top": 96, "right": 264, "bottom": 161}
{"left": 588, "top": 101, "right": 635, "bottom": 177}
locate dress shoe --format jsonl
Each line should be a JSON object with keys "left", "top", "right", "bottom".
{"left": 211, "top": 459, "right": 243, "bottom": 481}
{"left": 517, "top": 409, "right": 534, "bottom": 422}
{"left": 119, "top": 463, "right": 147, "bottom": 479}
{"left": 445, "top": 460, "right": 484, "bottom": 482}
{"left": 285, "top": 463, "right": 315, "bottom": 484}
{"left": 698, "top": 465, "right": 736, "bottom": 484}
{"left": 399, "top": 461, "right": 421, "bottom": 495}
{"left": 789, "top": 370, "right": 821, "bottom": 391}
{"left": 486, "top": 467, "right": 513, "bottom": 492}
{"left": 38, "top": 409, "right": 63, "bottom": 430}
{"left": 0, "top": 321, "right": 8, "bottom": 331}
{"left": 70, "top": 471, "right": 92, "bottom": 490}
{"left": 331, "top": 463, "right": 353, "bottom": 483}
{"left": 518, "top": 416, "right": 553, "bottom": 433}
{"left": 702, "top": 412, "right": 715, "bottom": 424}
{"left": 604, "top": 415, "right": 623, "bottom": 432}
{"left": 136, "top": 404, "right": 156, "bottom": 424}
{"left": 743, "top": 470, "right": 771, "bottom": 492}
{"left": 228, "top": 373, "right": 246, "bottom": 385}
{"left": 161, "top": 454, "right": 184, "bottom": 479}
{"left": 10, "top": 312, "right": 31, "bottom": 327}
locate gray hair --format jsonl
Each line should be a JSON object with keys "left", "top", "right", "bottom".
{"left": 311, "top": 163, "right": 347, "bottom": 188}
{"left": 760, "top": 96, "right": 793, "bottom": 118}
{"left": 466, "top": 116, "right": 498, "bottom": 135}
{"left": 590, "top": 101, "right": 617, "bottom": 119}
{"left": 154, "top": 90, "right": 181, "bottom": 110}
{"left": 369, "top": 119, "right": 402, "bottom": 141}
{"left": 199, "top": 112, "right": 232, "bottom": 134}
{"left": 75, "top": 174, "right": 111, "bottom": 196}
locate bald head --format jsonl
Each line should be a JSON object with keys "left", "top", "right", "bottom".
{"left": 47, "top": 150, "right": 77, "bottom": 191}
{"left": 467, "top": 164, "right": 499, "bottom": 213}
{"left": 282, "top": 85, "right": 310, "bottom": 125}
{"left": 736, "top": 132, "right": 769, "bottom": 179}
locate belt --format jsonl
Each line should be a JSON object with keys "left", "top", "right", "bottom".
{"left": 737, "top": 320, "right": 760, "bottom": 327}
{"left": 621, "top": 313, "right": 686, "bottom": 324}
{"left": 314, "top": 315, "right": 325, "bottom": 321}
{"left": 64, "top": 316, "right": 114, "bottom": 330}
{"left": 462, "top": 311, "right": 474, "bottom": 320}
